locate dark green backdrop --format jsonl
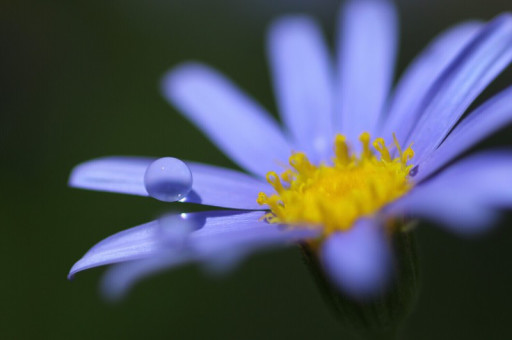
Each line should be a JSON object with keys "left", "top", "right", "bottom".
{"left": 2, "top": 0, "right": 512, "bottom": 338}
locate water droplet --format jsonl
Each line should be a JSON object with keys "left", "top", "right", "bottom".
{"left": 409, "top": 165, "right": 419, "bottom": 177}
{"left": 144, "top": 157, "right": 192, "bottom": 202}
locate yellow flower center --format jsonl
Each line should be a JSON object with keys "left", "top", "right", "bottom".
{"left": 257, "top": 132, "right": 414, "bottom": 236}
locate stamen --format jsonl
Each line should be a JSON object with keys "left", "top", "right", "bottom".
{"left": 393, "top": 133, "right": 403, "bottom": 157}
{"left": 266, "top": 171, "right": 284, "bottom": 194}
{"left": 402, "top": 145, "right": 415, "bottom": 164}
{"left": 281, "top": 169, "right": 294, "bottom": 183}
{"left": 258, "top": 133, "right": 414, "bottom": 237}
{"left": 289, "top": 153, "right": 315, "bottom": 175}
{"left": 334, "top": 134, "right": 350, "bottom": 165}
{"left": 373, "top": 138, "right": 391, "bottom": 162}
{"left": 359, "top": 132, "right": 372, "bottom": 160}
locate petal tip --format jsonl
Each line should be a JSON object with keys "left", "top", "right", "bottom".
{"left": 161, "top": 61, "right": 211, "bottom": 95}
{"left": 321, "top": 225, "right": 393, "bottom": 299}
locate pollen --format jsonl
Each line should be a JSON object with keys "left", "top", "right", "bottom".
{"left": 257, "top": 132, "right": 414, "bottom": 236}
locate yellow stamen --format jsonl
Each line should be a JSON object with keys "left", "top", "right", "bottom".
{"left": 334, "top": 134, "right": 350, "bottom": 165}
{"left": 373, "top": 138, "right": 391, "bottom": 162}
{"left": 258, "top": 132, "right": 414, "bottom": 237}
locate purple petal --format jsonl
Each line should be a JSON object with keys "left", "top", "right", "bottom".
{"left": 162, "top": 63, "right": 293, "bottom": 178}
{"left": 380, "top": 21, "right": 483, "bottom": 143}
{"left": 70, "top": 210, "right": 318, "bottom": 279}
{"left": 68, "top": 219, "right": 162, "bottom": 278}
{"left": 69, "top": 157, "right": 152, "bottom": 196}
{"left": 415, "top": 86, "right": 512, "bottom": 181}
{"left": 190, "top": 214, "right": 318, "bottom": 260}
{"left": 69, "top": 157, "right": 269, "bottom": 210}
{"left": 101, "top": 254, "right": 190, "bottom": 301}
{"left": 69, "top": 211, "right": 228, "bottom": 279}
{"left": 421, "top": 151, "right": 512, "bottom": 207}
{"left": 406, "top": 14, "right": 512, "bottom": 161}
{"left": 94, "top": 211, "right": 319, "bottom": 299}
{"left": 184, "top": 162, "right": 269, "bottom": 210}
{"left": 267, "top": 16, "right": 334, "bottom": 161}
{"left": 390, "top": 186, "right": 498, "bottom": 235}
{"left": 336, "top": 0, "right": 397, "bottom": 142}
{"left": 321, "top": 218, "right": 392, "bottom": 299}
{"left": 388, "top": 152, "right": 512, "bottom": 234}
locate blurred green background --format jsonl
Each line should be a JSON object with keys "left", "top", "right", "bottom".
{"left": 2, "top": 0, "right": 512, "bottom": 338}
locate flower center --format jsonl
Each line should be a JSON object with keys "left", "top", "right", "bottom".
{"left": 257, "top": 132, "right": 414, "bottom": 236}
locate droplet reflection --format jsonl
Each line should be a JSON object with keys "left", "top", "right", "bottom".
{"left": 157, "top": 213, "right": 198, "bottom": 246}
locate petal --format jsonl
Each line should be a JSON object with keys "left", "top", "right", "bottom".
{"left": 162, "top": 63, "right": 293, "bottom": 178}
{"left": 68, "top": 156, "right": 152, "bottom": 196}
{"left": 390, "top": 185, "right": 498, "bottom": 235}
{"left": 336, "top": 0, "right": 398, "bottom": 142}
{"left": 406, "top": 14, "right": 512, "bottom": 161}
{"left": 68, "top": 219, "right": 162, "bottom": 278}
{"left": 95, "top": 211, "right": 319, "bottom": 299}
{"left": 380, "top": 21, "right": 483, "bottom": 142}
{"left": 415, "top": 86, "right": 512, "bottom": 181}
{"left": 190, "top": 213, "right": 318, "bottom": 259}
{"left": 70, "top": 210, "right": 318, "bottom": 279}
{"left": 388, "top": 152, "right": 512, "bottom": 234}
{"left": 422, "top": 151, "right": 512, "bottom": 207}
{"left": 267, "top": 16, "right": 334, "bottom": 161}
{"left": 184, "top": 162, "right": 269, "bottom": 210}
{"left": 100, "top": 253, "right": 189, "bottom": 301}
{"left": 321, "top": 218, "right": 392, "bottom": 299}
{"left": 69, "top": 157, "right": 269, "bottom": 210}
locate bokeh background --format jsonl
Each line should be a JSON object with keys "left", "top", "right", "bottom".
{"left": 2, "top": 0, "right": 512, "bottom": 338}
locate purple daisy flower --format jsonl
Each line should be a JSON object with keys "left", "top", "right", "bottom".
{"left": 69, "top": 0, "right": 512, "bottom": 300}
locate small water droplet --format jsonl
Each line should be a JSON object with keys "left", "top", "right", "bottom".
{"left": 144, "top": 157, "right": 192, "bottom": 202}
{"left": 409, "top": 165, "right": 419, "bottom": 177}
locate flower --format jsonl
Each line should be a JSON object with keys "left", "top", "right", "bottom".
{"left": 69, "top": 0, "right": 512, "bottom": 301}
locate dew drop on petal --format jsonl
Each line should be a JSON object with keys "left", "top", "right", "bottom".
{"left": 409, "top": 165, "right": 419, "bottom": 177}
{"left": 144, "top": 157, "right": 193, "bottom": 202}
